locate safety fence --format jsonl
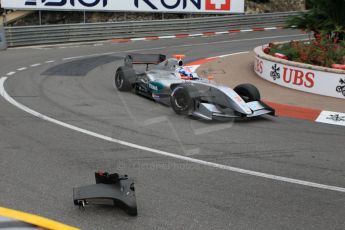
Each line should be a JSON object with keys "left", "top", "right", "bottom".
{"left": 4, "top": 11, "right": 299, "bottom": 47}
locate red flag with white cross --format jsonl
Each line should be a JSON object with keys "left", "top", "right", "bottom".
{"left": 205, "top": 0, "right": 231, "bottom": 11}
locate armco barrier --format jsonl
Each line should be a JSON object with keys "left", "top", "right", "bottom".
{"left": 4, "top": 11, "right": 299, "bottom": 47}
{"left": 0, "top": 26, "right": 7, "bottom": 50}
{"left": 254, "top": 46, "right": 345, "bottom": 99}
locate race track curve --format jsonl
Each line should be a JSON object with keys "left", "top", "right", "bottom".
{"left": 0, "top": 29, "right": 344, "bottom": 230}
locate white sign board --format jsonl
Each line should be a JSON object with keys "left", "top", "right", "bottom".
{"left": 0, "top": 0, "right": 244, "bottom": 13}
{"left": 254, "top": 54, "right": 345, "bottom": 99}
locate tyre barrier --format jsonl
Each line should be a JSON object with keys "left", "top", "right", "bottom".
{"left": 254, "top": 46, "right": 345, "bottom": 99}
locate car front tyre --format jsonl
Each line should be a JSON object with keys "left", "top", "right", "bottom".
{"left": 234, "top": 84, "right": 261, "bottom": 102}
{"left": 170, "top": 86, "right": 195, "bottom": 115}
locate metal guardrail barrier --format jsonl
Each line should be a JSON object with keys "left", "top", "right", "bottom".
{"left": 4, "top": 11, "right": 299, "bottom": 47}
{"left": 0, "top": 26, "right": 7, "bottom": 50}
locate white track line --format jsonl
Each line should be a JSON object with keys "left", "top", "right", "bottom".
{"left": 6, "top": 72, "right": 16, "bottom": 76}
{"left": 0, "top": 76, "right": 344, "bottom": 193}
{"left": 189, "top": 33, "right": 203, "bottom": 37}
{"left": 30, "top": 63, "right": 42, "bottom": 67}
{"left": 265, "top": 27, "right": 279, "bottom": 30}
{"left": 159, "top": 35, "right": 176, "bottom": 39}
{"left": 131, "top": 38, "right": 146, "bottom": 41}
{"left": 215, "top": 31, "right": 229, "bottom": 35}
{"left": 17, "top": 67, "right": 27, "bottom": 71}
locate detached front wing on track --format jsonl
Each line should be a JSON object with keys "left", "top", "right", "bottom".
{"left": 192, "top": 101, "right": 275, "bottom": 120}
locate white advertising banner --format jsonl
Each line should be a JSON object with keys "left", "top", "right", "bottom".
{"left": 0, "top": 0, "right": 245, "bottom": 13}
{"left": 254, "top": 54, "right": 345, "bottom": 99}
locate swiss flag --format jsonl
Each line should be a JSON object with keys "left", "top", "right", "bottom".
{"left": 205, "top": 0, "right": 231, "bottom": 11}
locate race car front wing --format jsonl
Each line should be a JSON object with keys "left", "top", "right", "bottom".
{"left": 192, "top": 101, "right": 275, "bottom": 120}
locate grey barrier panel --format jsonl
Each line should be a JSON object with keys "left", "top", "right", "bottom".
{"left": 0, "top": 26, "right": 8, "bottom": 50}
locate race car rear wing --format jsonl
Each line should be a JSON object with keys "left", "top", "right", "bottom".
{"left": 124, "top": 53, "right": 166, "bottom": 68}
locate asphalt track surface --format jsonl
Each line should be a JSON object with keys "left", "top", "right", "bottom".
{"left": 0, "top": 29, "right": 344, "bottom": 230}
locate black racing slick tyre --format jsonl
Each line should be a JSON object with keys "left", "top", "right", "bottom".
{"left": 114, "top": 67, "right": 135, "bottom": 91}
{"left": 234, "top": 83, "right": 261, "bottom": 102}
{"left": 170, "top": 85, "right": 197, "bottom": 115}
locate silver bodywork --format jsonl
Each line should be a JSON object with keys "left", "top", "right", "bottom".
{"left": 188, "top": 82, "right": 273, "bottom": 120}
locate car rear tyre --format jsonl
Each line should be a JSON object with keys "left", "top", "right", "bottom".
{"left": 115, "top": 67, "right": 135, "bottom": 91}
{"left": 170, "top": 85, "right": 196, "bottom": 115}
{"left": 234, "top": 84, "right": 261, "bottom": 102}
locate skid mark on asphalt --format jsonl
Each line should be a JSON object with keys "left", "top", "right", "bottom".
{"left": 1, "top": 76, "right": 345, "bottom": 193}
{"left": 42, "top": 55, "right": 121, "bottom": 77}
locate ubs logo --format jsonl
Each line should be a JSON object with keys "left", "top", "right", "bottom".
{"left": 336, "top": 78, "right": 345, "bottom": 97}
{"left": 270, "top": 64, "right": 280, "bottom": 80}
{"left": 25, "top": 0, "right": 108, "bottom": 7}
{"left": 327, "top": 114, "right": 345, "bottom": 122}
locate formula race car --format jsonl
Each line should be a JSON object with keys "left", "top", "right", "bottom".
{"left": 114, "top": 54, "right": 275, "bottom": 120}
